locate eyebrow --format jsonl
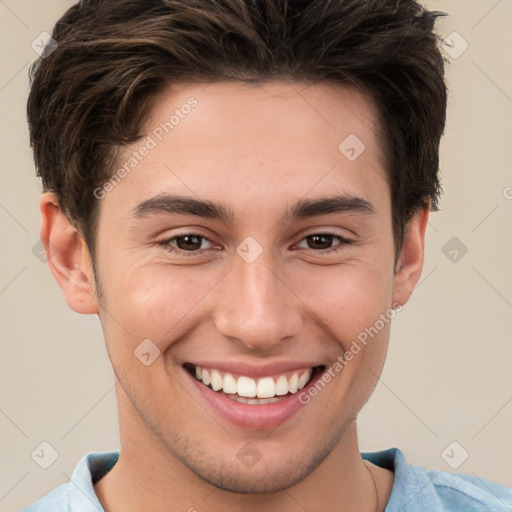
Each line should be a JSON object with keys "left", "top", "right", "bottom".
{"left": 130, "top": 193, "right": 375, "bottom": 224}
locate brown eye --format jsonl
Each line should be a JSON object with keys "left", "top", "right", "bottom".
{"left": 296, "top": 232, "right": 353, "bottom": 255}
{"left": 174, "top": 234, "right": 204, "bottom": 251}
{"left": 306, "top": 234, "right": 336, "bottom": 250}
{"left": 156, "top": 233, "right": 217, "bottom": 256}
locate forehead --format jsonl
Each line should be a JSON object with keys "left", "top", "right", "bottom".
{"left": 102, "top": 80, "right": 389, "bottom": 224}
{"left": 144, "top": 80, "right": 383, "bottom": 158}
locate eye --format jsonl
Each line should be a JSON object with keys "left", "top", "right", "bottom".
{"left": 156, "top": 231, "right": 353, "bottom": 258}
{"left": 296, "top": 232, "right": 353, "bottom": 254}
{"left": 156, "top": 233, "right": 217, "bottom": 256}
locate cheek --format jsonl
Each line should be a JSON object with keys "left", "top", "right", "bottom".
{"left": 296, "top": 265, "right": 394, "bottom": 427}
{"left": 102, "top": 264, "right": 220, "bottom": 349}
{"left": 294, "top": 261, "right": 393, "bottom": 347}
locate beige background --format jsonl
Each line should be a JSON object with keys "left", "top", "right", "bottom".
{"left": 1, "top": 1, "right": 511, "bottom": 510}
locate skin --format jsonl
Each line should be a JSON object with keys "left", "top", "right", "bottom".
{"left": 41, "top": 80, "right": 429, "bottom": 512}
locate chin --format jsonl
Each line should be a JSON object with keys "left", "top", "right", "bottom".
{"left": 189, "top": 458, "right": 311, "bottom": 494}
{"left": 168, "top": 437, "right": 333, "bottom": 495}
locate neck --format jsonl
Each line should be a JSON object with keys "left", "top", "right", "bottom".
{"left": 94, "top": 392, "right": 393, "bottom": 512}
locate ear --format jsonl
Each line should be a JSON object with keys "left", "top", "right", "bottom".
{"left": 392, "top": 202, "right": 430, "bottom": 307}
{"left": 40, "top": 192, "right": 99, "bottom": 314}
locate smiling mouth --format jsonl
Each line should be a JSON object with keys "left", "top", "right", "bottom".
{"left": 184, "top": 363, "right": 325, "bottom": 404}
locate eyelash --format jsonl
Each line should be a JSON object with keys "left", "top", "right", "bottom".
{"left": 155, "top": 231, "right": 353, "bottom": 257}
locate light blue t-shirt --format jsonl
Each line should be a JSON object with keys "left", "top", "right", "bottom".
{"left": 23, "top": 448, "right": 512, "bottom": 511}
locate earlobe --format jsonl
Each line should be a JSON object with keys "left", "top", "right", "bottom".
{"left": 392, "top": 203, "right": 430, "bottom": 307}
{"left": 40, "top": 192, "right": 99, "bottom": 315}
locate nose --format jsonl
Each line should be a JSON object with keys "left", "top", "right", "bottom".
{"left": 213, "top": 246, "right": 303, "bottom": 351}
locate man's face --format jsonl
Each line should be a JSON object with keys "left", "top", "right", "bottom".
{"left": 90, "top": 81, "right": 410, "bottom": 492}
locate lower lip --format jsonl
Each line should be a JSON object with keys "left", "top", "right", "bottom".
{"left": 185, "top": 368, "right": 323, "bottom": 430}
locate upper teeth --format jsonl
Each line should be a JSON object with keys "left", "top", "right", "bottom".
{"left": 194, "top": 366, "right": 313, "bottom": 399}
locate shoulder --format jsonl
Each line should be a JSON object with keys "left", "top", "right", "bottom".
{"left": 363, "top": 448, "right": 512, "bottom": 512}
{"left": 22, "top": 483, "right": 70, "bottom": 512}
{"left": 425, "top": 469, "right": 512, "bottom": 510}
{"left": 22, "top": 451, "right": 119, "bottom": 512}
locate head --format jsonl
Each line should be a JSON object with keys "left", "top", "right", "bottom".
{"left": 28, "top": 0, "right": 447, "bottom": 495}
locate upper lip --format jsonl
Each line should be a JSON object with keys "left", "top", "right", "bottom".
{"left": 184, "top": 360, "right": 324, "bottom": 379}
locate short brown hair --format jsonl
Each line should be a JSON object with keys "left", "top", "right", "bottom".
{"left": 27, "top": 0, "right": 447, "bottom": 262}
